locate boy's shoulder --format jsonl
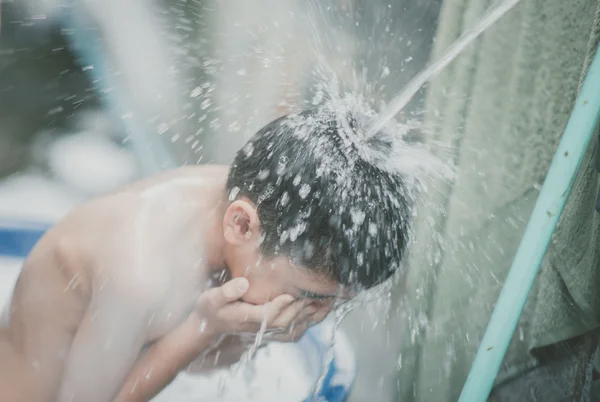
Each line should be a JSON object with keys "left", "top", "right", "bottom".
{"left": 123, "top": 165, "right": 229, "bottom": 191}
{"left": 43, "top": 192, "right": 173, "bottom": 299}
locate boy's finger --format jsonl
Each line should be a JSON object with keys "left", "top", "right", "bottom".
{"left": 270, "top": 294, "right": 295, "bottom": 308}
{"left": 293, "top": 305, "right": 318, "bottom": 325}
{"left": 203, "top": 277, "right": 250, "bottom": 308}
{"left": 245, "top": 294, "right": 294, "bottom": 324}
{"left": 266, "top": 320, "right": 311, "bottom": 343}
{"left": 221, "top": 277, "right": 250, "bottom": 302}
{"left": 310, "top": 308, "right": 329, "bottom": 324}
{"left": 272, "top": 301, "right": 312, "bottom": 329}
{"left": 221, "top": 294, "right": 293, "bottom": 325}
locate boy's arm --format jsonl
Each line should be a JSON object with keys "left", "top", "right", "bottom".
{"left": 115, "top": 278, "right": 308, "bottom": 402}
{"left": 185, "top": 335, "right": 252, "bottom": 373}
{"left": 113, "top": 278, "right": 252, "bottom": 402}
{"left": 57, "top": 279, "right": 159, "bottom": 402}
{"left": 114, "top": 313, "right": 219, "bottom": 402}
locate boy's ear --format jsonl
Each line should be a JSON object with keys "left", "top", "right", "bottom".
{"left": 223, "top": 198, "right": 260, "bottom": 245}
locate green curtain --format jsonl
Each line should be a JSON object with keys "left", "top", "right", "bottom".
{"left": 395, "top": 0, "right": 600, "bottom": 400}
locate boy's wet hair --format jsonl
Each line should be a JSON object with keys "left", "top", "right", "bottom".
{"left": 226, "top": 107, "right": 411, "bottom": 290}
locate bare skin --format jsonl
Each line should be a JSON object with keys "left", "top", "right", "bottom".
{"left": 0, "top": 165, "right": 339, "bottom": 402}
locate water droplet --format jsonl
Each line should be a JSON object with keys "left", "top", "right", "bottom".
{"left": 228, "top": 121, "right": 241, "bottom": 133}
{"left": 277, "top": 155, "right": 289, "bottom": 175}
{"left": 157, "top": 123, "right": 169, "bottom": 134}
{"left": 190, "top": 86, "right": 202, "bottom": 98}
{"left": 258, "top": 169, "right": 270, "bottom": 180}
{"left": 351, "top": 208, "right": 366, "bottom": 226}
{"left": 299, "top": 184, "right": 311, "bottom": 199}
{"left": 47, "top": 106, "right": 63, "bottom": 116}
{"left": 279, "top": 230, "right": 289, "bottom": 244}
{"left": 229, "top": 187, "right": 240, "bottom": 201}
{"left": 200, "top": 99, "right": 211, "bottom": 110}
{"left": 368, "top": 223, "right": 378, "bottom": 236}
{"left": 312, "top": 90, "right": 324, "bottom": 105}
{"left": 210, "top": 118, "right": 221, "bottom": 130}
{"left": 357, "top": 252, "right": 364, "bottom": 266}
{"left": 243, "top": 142, "right": 254, "bottom": 158}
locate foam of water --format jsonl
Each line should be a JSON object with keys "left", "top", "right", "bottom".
{"left": 152, "top": 342, "right": 314, "bottom": 402}
{"left": 299, "top": 92, "right": 455, "bottom": 187}
{"left": 150, "top": 312, "right": 357, "bottom": 402}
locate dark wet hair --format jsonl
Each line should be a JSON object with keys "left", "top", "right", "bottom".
{"left": 226, "top": 108, "right": 411, "bottom": 290}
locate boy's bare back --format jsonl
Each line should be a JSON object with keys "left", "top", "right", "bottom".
{"left": 0, "top": 166, "right": 227, "bottom": 402}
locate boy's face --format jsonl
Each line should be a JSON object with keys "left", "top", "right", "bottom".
{"left": 223, "top": 199, "right": 350, "bottom": 323}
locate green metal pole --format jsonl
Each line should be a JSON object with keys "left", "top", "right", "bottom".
{"left": 459, "top": 48, "right": 600, "bottom": 401}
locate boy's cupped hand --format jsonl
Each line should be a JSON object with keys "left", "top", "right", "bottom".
{"left": 195, "top": 277, "right": 317, "bottom": 343}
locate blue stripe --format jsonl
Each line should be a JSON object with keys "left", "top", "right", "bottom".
{"left": 0, "top": 226, "right": 48, "bottom": 258}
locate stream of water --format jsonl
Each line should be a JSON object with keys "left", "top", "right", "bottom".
{"left": 367, "top": 0, "right": 522, "bottom": 137}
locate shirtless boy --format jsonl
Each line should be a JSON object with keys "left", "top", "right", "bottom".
{"left": 0, "top": 106, "right": 410, "bottom": 402}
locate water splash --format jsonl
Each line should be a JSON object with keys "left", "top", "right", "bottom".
{"left": 308, "top": 302, "right": 355, "bottom": 401}
{"left": 298, "top": 92, "right": 455, "bottom": 188}
{"left": 237, "top": 303, "right": 271, "bottom": 371}
{"left": 367, "top": 0, "right": 522, "bottom": 137}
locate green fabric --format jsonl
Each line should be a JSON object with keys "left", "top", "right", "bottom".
{"left": 395, "top": 0, "right": 600, "bottom": 400}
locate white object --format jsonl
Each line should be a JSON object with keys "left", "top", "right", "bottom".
{"left": 152, "top": 342, "right": 315, "bottom": 402}
{"left": 153, "top": 317, "right": 356, "bottom": 402}
{"left": 0, "top": 174, "right": 81, "bottom": 222}
{"left": 48, "top": 133, "right": 138, "bottom": 195}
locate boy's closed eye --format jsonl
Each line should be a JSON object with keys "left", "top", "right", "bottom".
{"left": 294, "top": 288, "right": 354, "bottom": 314}
{"left": 294, "top": 288, "right": 337, "bottom": 301}
{"left": 294, "top": 288, "right": 351, "bottom": 310}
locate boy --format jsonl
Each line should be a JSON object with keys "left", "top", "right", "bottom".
{"left": 0, "top": 105, "right": 410, "bottom": 402}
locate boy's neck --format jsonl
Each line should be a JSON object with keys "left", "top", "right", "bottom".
{"left": 203, "top": 195, "right": 229, "bottom": 273}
